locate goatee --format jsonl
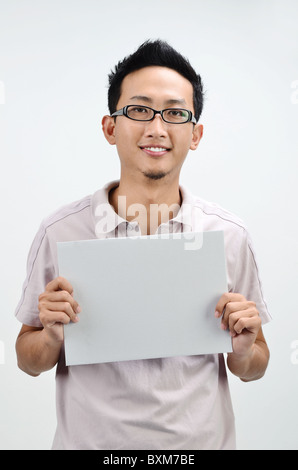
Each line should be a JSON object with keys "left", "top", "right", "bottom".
{"left": 142, "top": 170, "right": 168, "bottom": 181}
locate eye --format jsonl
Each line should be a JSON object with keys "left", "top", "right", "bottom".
{"left": 168, "top": 109, "right": 185, "bottom": 117}
{"left": 130, "top": 106, "right": 149, "bottom": 114}
{"left": 127, "top": 106, "right": 153, "bottom": 120}
{"left": 163, "top": 108, "right": 189, "bottom": 122}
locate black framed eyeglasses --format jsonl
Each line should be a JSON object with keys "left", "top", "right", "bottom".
{"left": 111, "top": 105, "right": 197, "bottom": 124}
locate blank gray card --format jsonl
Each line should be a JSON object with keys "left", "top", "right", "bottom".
{"left": 57, "top": 231, "right": 232, "bottom": 366}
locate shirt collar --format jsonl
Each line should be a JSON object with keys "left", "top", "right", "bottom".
{"left": 91, "top": 180, "right": 195, "bottom": 237}
{"left": 174, "top": 185, "right": 195, "bottom": 230}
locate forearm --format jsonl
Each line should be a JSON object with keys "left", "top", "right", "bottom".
{"left": 16, "top": 329, "right": 62, "bottom": 377}
{"left": 227, "top": 339, "right": 270, "bottom": 382}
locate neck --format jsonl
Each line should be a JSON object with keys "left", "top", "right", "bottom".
{"left": 109, "top": 175, "right": 182, "bottom": 235}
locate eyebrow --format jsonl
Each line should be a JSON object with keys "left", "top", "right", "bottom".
{"left": 129, "top": 95, "right": 187, "bottom": 106}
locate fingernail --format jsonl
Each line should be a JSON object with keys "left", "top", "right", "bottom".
{"left": 76, "top": 306, "right": 81, "bottom": 314}
{"left": 221, "top": 322, "right": 227, "bottom": 330}
{"left": 74, "top": 315, "right": 79, "bottom": 323}
{"left": 215, "top": 310, "right": 221, "bottom": 318}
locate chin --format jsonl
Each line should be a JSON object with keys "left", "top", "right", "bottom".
{"left": 142, "top": 170, "right": 168, "bottom": 181}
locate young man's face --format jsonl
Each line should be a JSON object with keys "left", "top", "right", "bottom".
{"left": 102, "top": 66, "right": 203, "bottom": 184}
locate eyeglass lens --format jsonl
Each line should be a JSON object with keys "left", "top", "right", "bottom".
{"left": 126, "top": 106, "right": 190, "bottom": 123}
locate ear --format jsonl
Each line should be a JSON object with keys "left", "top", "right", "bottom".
{"left": 102, "top": 115, "right": 116, "bottom": 145}
{"left": 190, "top": 123, "right": 203, "bottom": 151}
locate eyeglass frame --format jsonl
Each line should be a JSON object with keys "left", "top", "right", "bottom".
{"left": 111, "top": 105, "right": 197, "bottom": 125}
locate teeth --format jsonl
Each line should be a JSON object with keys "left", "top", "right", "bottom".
{"left": 144, "top": 147, "right": 168, "bottom": 152}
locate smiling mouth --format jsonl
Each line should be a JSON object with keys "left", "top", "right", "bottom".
{"left": 140, "top": 146, "right": 170, "bottom": 156}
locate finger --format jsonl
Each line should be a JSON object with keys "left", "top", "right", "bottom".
{"left": 39, "top": 290, "right": 80, "bottom": 314}
{"left": 215, "top": 293, "right": 246, "bottom": 318}
{"left": 39, "top": 302, "right": 79, "bottom": 325}
{"left": 231, "top": 315, "right": 262, "bottom": 336}
{"left": 225, "top": 308, "right": 259, "bottom": 336}
{"left": 45, "top": 276, "right": 74, "bottom": 295}
{"left": 48, "top": 301, "right": 80, "bottom": 322}
{"left": 39, "top": 309, "right": 77, "bottom": 328}
{"left": 221, "top": 301, "right": 257, "bottom": 329}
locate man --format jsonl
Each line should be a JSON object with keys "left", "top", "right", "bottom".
{"left": 15, "top": 40, "right": 271, "bottom": 450}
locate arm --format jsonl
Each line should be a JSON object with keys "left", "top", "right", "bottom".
{"left": 215, "top": 293, "right": 270, "bottom": 382}
{"left": 16, "top": 324, "right": 62, "bottom": 377}
{"left": 15, "top": 277, "right": 80, "bottom": 377}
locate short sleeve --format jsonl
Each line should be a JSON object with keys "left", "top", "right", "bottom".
{"left": 15, "top": 224, "right": 56, "bottom": 327}
{"left": 232, "top": 228, "right": 272, "bottom": 325}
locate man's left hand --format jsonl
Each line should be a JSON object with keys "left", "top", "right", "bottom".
{"left": 215, "top": 293, "right": 262, "bottom": 357}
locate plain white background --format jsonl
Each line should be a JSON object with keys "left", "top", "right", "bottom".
{"left": 0, "top": 0, "right": 297, "bottom": 450}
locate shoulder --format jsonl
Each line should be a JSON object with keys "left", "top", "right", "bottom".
{"left": 29, "top": 195, "right": 93, "bottom": 253}
{"left": 40, "top": 195, "right": 92, "bottom": 232}
{"left": 34, "top": 195, "right": 92, "bottom": 244}
{"left": 185, "top": 189, "right": 248, "bottom": 239}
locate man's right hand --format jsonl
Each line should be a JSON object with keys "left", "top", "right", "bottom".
{"left": 38, "top": 276, "right": 81, "bottom": 344}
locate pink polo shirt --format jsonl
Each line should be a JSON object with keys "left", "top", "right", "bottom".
{"left": 15, "top": 181, "right": 271, "bottom": 450}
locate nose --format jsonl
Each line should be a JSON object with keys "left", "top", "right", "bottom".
{"left": 143, "top": 114, "right": 168, "bottom": 138}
